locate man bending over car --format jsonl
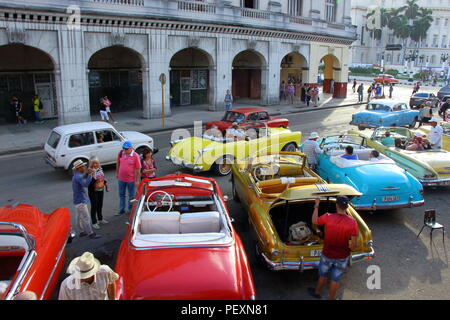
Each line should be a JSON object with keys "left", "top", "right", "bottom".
{"left": 308, "top": 196, "right": 359, "bottom": 300}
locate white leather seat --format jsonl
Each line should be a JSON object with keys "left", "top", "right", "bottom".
{"left": 139, "top": 211, "right": 180, "bottom": 234}
{"left": 180, "top": 211, "right": 221, "bottom": 234}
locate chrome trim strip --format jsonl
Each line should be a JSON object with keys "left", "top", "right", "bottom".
{"left": 260, "top": 248, "right": 375, "bottom": 271}
{"left": 419, "top": 177, "right": 450, "bottom": 186}
{"left": 5, "top": 250, "right": 37, "bottom": 300}
{"left": 353, "top": 200, "right": 424, "bottom": 210}
{"left": 39, "top": 236, "right": 69, "bottom": 300}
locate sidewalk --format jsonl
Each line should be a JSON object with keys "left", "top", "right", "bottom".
{"left": 0, "top": 91, "right": 365, "bottom": 155}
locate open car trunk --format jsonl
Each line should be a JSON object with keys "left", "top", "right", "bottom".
{"left": 269, "top": 199, "right": 339, "bottom": 246}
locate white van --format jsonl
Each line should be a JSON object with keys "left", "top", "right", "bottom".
{"left": 44, "top": 121, "right": 157, "bottom": 170}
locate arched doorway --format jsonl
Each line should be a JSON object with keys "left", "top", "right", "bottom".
{"left": 319, "top": 54, "right": 341, "bottom": 97}
{"left": 280, "top": 52, "right": 307, "bottom": 102}
{"left": 88, "top": 46, "right": 143, "bottom": 115}
{"left": 169, "top": 48, "right": 213, "bottom": 108}
{"left": 0, "top": 44, "right": 56, "bottom": 123}
{"left": 232, "top": 50, "right": 266, "bottom": 104}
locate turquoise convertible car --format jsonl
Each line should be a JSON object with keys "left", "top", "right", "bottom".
{"left": 316, "top": 134, "right": 424, "bottom": 211}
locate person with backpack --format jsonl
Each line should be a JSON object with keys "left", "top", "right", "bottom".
{"left": 32, "top": 94, "right": 44, "bottom": 124}
{"left": 352, "top": 79, "right": 357, "bottom": 93}
{"left": 115, "top": 141, "right": 141, "bottom": 216}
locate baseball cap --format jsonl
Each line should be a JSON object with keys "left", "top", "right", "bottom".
{"left": 336, "top": 196, "right": 349, "bottom": 208}
{"left": 122, "top": 141, "right": 133, "bottom": 149}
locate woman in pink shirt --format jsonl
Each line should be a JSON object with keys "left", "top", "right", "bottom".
{"left": 141, "top": 149, "right": 157, "bottom": 180}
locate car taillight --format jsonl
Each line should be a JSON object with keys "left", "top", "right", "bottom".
{"left": 420, "top": 189, "right": 424, "bottom": 195}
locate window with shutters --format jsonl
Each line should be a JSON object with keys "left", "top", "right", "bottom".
{"left": 288, "top": 0, "right": 303, "bottom": 16}
{"left": 325, "top": 0, "right": 336, "bottom": 22}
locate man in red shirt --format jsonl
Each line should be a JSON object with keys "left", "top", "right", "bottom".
{"left": 308, "top": 196, "right": 358, "bottom": 300}
{"left": 115, "top": 141, "right": 141, "bottom": 215}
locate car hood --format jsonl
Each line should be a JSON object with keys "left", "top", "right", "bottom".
{"left": 205, "top": 120, "right": 233, "bottom": 130}
{"left": 119, "top": 246, "right": 247, "bottom": 300}
{"left": 169, "top": 137, "right": 222, "bottom": 163}
{"left": 121, "top": 131, "right": 152, "bottom": 142}
{"left": 345, "top": 163, "right": 416, "bottom": 194}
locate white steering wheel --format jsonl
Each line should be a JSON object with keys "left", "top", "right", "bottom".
{"left": 253, "top": 164, "right": 277, "bottom": 182}
{"left": 146, "top": 190, "right": 174, "bottom": 213}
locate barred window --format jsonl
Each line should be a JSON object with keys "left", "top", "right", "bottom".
{"left": 325, "top": 0, "right": 336, "bottom": 22}
{"left": 288, "top": 0, "right": 303, "bottom": 16}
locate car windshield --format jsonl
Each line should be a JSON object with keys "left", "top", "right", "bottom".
{"left": 321, "top": 135, "right": 364, "bottom": 148}
{"left": 414, "top": 93, "right": 427, "bottom": 98}
{"left": 367, "top": 104, "right": 390, "bottom": 111}
{"left": 222, "top": 111, "right": 245, "bottom": 122}
{"left": 372, "top": 128, "right": 409, "bottom": 140}
{"left": 46, "top": 131, "right": 61, "bottom": 149}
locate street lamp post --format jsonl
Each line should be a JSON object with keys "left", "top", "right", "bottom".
{"left": 441, "top": 53, "right": 449, "bottom": 70}
{"left": 405, "top": 49, "right": 419, "bottom": 82}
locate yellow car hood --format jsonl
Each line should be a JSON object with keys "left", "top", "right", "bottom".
{"left": 169, "top": 137, "right": 222, "bottom": 163}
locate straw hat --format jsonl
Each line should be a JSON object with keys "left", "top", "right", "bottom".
{"left": 67, "top": 252, "right": 100, "bottom": 279}
{"left": 309, "top": 132, "right": 319, "bottom": 139}
{"left": 72, "top": 159, "right": 87, "bottom": 170}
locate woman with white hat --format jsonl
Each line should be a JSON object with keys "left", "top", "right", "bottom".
{"left": 302, "top": 132, "right": 323, "bottom": 173}
{"left": 58, "top": 252, "right": 119, "bottom": 300}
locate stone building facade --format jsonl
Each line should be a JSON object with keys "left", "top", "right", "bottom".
{"left": 351, "top": 0, "right": 450, "bottom": 73}
{"left": 0, "top": 0, "right": 355, "bottom": 124}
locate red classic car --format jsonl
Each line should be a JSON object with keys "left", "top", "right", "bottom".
{"left": 373, "top": 74, "right": 399, "bottom": 85}
{"left": 114, "top": 174, "right": 256, "bottom": 300}
{"left": 205, "top": 108, "right": 289, "bottom": 134}
{"left": 0, "top": 204, "right": 72, "bottom": 300}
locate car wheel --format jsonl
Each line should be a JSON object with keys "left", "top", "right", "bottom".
{"left": 357, "top": 125, "right": 365, "bottom": 131}
{"left": 282, "top": 142, "right": 297, "bottom": 152}
{"left": 212, "top": 155, "right": 234, "bottom": 176}
{"left": 68, "top": 158, "right": 88, "bottom": 176}
{"left": 409, "top": 117, "right": 418, "bottom": 129}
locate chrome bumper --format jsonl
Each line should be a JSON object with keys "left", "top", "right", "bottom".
{"left": 165, "top": 155, "right": 203, "bottom": 173}
{"left": 261, "top": 248, "right": 375, "bottom": 271}
{"left": 419, "top": 178, "right": 450, "bottom": 187}
{"left": 354, "top": 200, "right": 424, "bottom": 211}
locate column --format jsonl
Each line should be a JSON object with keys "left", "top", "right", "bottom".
{"left": 215, "top": 37, "right": 232, "bottom": 111}
{"left": 57, "top": 28, "right": 90, "bottom": 124}
{"left": 266, "top": 41, "right": 281, "bottom": 105}
{"left": 333, "top": 46, "right": 349, "bottom": 99}
{"left": 148, "top": 31, "right": 171, "bottom": 119}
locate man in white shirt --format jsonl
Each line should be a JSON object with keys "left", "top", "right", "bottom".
{"left": 303, "top": 132, "right": 323, "bottom": 173}
{"left": 225, "top": 122, "right": 245, "bottom": 141}
{"left": 428, "top": 118, "right": 443, "bottom": 149}
{"left": 58, "top": 252, "right": 119, "bottom": 300}
{"left": 369, "top": 150, "right": 381, "bottom": 162}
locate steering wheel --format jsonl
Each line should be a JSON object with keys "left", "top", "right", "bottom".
{"left": 253, "top": 164, "right": 278, "bottom": 182}
{"left": 146, "top": 190, "right": 174, "bottom": 213}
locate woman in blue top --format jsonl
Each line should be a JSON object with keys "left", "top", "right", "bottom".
{"left": 341, "top": 145, "right": 359, "bottom": 160}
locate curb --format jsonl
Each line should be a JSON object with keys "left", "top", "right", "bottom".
{"left": 3, "top": 101, "right": 365, "bottom": 156}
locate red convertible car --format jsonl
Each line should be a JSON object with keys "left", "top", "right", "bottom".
{"left": 114, "top": 174, "right": 256, "bottom": 300}
{"left": 0, "top": 204, "right": 72, "bottom": 300}
{"left": 373, "top": 74, "right": 399, "bottom": 85}
{"left": 205, "top": 108, "right": 289, "bottom": 134}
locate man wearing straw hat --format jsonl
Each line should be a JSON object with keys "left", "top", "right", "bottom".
{"left": 58, "top": 252, "right": 119, "bottom": 300}
{"left": 302, "top": 132, "right": 323, "bottom": 173}
{"left": 72, "top": 160, "right": 101, "bottom": 239}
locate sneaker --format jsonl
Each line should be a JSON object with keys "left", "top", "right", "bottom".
{"left": 115, "top": 211, "right": 125, "bottom": 216}
{"left": 79, "top": 232, "right": 88, "bottom": 237}
{"left": 92, "top": 223, "right": 100, "bottom": 230}
{"left": 99, "top": 219, "right": 109, "bottom": 224}
{"left": 89, "top": 233, "right": 102, "bottom": 239}
{"left": 307, "top": 287, "right": 322, "bottom": 300}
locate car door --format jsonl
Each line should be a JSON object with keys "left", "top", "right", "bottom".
{"left": 94, "top": 129, "right": 123, "bottom": 164}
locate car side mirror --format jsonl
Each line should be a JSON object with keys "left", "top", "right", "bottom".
{"left": 223, "top": 195, "right": 229, "bottom": 202}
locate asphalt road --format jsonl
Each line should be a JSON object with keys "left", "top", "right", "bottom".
{"left": 1, "top": 98, "right": 449, "bottom": 300}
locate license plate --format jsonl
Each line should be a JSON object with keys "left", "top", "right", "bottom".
{"left": 382, "top": 196, "right": 399, "bottom": 202}
{"left": 310, "top": 249, "right": 322, "bottom": 257}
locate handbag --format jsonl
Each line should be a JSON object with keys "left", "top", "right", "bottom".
{"left": 288, "top": 221, "right": 312, "bottom": 244}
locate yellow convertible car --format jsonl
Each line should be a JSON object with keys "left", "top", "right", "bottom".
{"left": 349, "top": 127, "right": 450, "bottom": 186}
{"left": 231, "top": 152, "right": 374, "bottom": 271}
{"left": 166, "top": 123, "right": 301, "bottom": 176}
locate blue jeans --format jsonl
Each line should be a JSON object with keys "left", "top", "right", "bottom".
{"left": 225, "top": 103, "right": 232, "bottom": 111}
{"left": 34, "top": 111, "right": 43, "bottom": 121}
{"left": 118, "top": 180, "right": 135, "bottom": 213}
{"left": 318, "top": 254, "right": 349, "bottom": 282}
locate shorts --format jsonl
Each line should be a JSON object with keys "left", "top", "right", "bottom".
{"left": 318, "top": 254, "right": 349, "bottom": 282}
{"left": 100, "top": 110, "right": 109, "bottom": 121}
